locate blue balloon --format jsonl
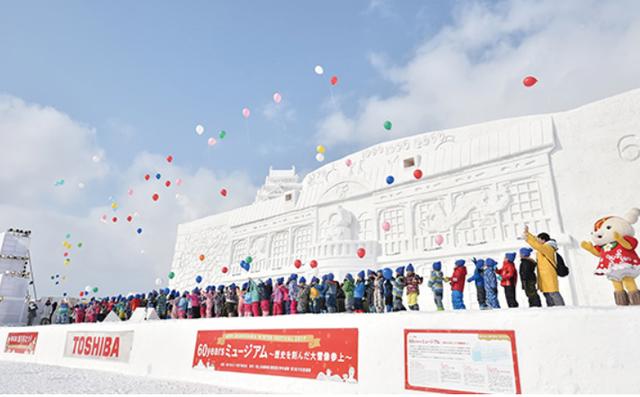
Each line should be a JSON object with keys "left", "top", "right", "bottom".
{"left": 155, "top": 173, "right": 161, "bottom": 180}
{"left": 137, "top": 228, "right": 143, "bottom": 234}
{"left": 386, "top": 175, "right": 395, "bottom": 185}
{"left": 195, "top": 275, "right": 203, "bottom": 283}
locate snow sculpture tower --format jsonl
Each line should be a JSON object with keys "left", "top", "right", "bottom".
{"left": 0, "top": 229, "right": 32, "bottom": 325}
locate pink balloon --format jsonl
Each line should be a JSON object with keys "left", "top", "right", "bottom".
{"left": 176, "top": 178, "right": 183, "bottom": 186}
{"left": 208, "top": 137, "right": 217, "bottom": 146}
{"left": 100, "top": 214, "right": 107, "bottom": 223}
{"left": 345, "top": 159, "right": 352, "bottom": 167}
{"left": 127, "top": 188, "right": 134, "bottom": 196}
{"left": 435, "top": 234, "right": 444, "bottom": 246}
{"left": 382, "top": 221, "right": 391, "bottom": 232}
{"left": 273, "top": 92, "right": 282, "bottom": 104}
{"left": 242, "top": 107, "right": 251, "bottom": 119}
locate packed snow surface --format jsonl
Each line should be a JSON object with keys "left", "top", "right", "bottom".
{"left": 0, "top": 360, "right": 251, "bottom": 394}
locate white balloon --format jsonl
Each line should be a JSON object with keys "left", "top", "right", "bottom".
{"left": 314, "top": 65, "right": 324, "bottom": 75}
{"left": 78, "top": 182, "right": 85, "bottom": 189}
{"left": 315, "top": 153, "right": 325, "bottom": 162}
{"left": 155, "top": 278, "right": 162, "bottom": 286}
{"left": 92, "top": 155, "right": 101, "bottom": 163}
{"left": 195, "top": 124, "right": 205, "bottom": 135}
{"left": 85, "top": 285, "right": 91, "bottom": 292}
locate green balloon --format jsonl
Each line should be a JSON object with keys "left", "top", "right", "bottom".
{"left": 219, "top": 130, "right": 226, "bottom": 139}
{"left": 92, "top": 287, "right": 98, "bottom": 293}
{"left": 65, "top": 233, "right": 71, "bottom": 239}
{"left": 168, "top": 271, "right": 175, "bottom": 279}
{"left": 384, "top": 120, "right": 392, "bottom": 130}
{"left": 77, "top": 242, "right": 83, "bottom": 248}
{"left": 246, "top": 256, "right": 253, "bottom": 264}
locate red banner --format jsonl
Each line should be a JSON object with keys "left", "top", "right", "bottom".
{"left": 5, "top": 332, "right": 38, "bottom": 355}
{"left": 192, "top": 328, "right": 358, "bottom": 382}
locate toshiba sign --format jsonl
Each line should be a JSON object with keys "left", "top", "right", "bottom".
{"left": 64, "top": 331, "right": 134, "bottom": 362}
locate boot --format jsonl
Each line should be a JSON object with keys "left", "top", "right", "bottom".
{"left": 614, "top": 290, "right": 630, "bottom": 306}
{"left": 628, "top": 290, "right": 640, "bottom": 305}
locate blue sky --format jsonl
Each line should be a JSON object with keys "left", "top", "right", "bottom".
{"left": 2, "top": 0, "right": 640, "bottom": 297}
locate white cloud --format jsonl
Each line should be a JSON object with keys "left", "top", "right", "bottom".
{"left": 316, "top": 0, "right": 640, "bottom": 146}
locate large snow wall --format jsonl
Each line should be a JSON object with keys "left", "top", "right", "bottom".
{"left": 0, "top": 307, "right": 638, "bottom": 394}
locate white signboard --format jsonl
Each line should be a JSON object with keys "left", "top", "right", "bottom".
{"left": 404, "top": 329, "right": 521, "bottom": 394}
{"left": 64, "top": 331, "right": 134, "bottom": 363}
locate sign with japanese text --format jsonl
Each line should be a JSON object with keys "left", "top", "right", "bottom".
{"left": 404, "top": 329, "right": 521, "bottom": 394}
{"left": 192, "top": 328, "right": 358, "bottom": 382}
{"left": 64, "top": 331, "right": 134, "bottom": 362}
{"left": 4, "top": 332, "right": 38, "bottom": 354}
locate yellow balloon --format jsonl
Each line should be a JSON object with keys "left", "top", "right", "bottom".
{"left": 111, "top": 202, "right": 118, "bottom": 210}
{"left": 316, "top": 145, "right": 326, "bottom": 154}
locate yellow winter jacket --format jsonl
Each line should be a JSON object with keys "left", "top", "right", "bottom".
{"left": 525, "top": 232, "right": 560, "bottom": 293}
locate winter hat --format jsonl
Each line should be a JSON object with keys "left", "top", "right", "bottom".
{"left": 519, "top": 247, "right": 533, "bottom": 257}
{"left": 322, "top": 274, "right": 328, "bottom": 281}
{"left": 406, "top": 263, "right": 415, "bottom": 273}
{"left": 241, "top": 282, "right": 248, "bottom": 290}
{"left": 485, "top": 258, "right": 498, "bottom": 268}
{"left": 345, "top": 273, "right": 354, "bottom": 281}
{"left": 382, "top": 268, "right": 393, "bottom": 280}
{"left": 217, "top": 285, "right": 224, "bottom": 291}
{"left": 276, "top": 277, "right": 284, "bottom": 285}
{"left": 299, "top": 277, "right": 306, "bottom": 283}
{"left": 230, "top": 283, "right": 237, "bottom": 289}
{"left": 475, "top": 259, "right": 485, "bottom": 269}
{"left": 455, "top": 259, "right": 466, "bottom": 267}
{"left": 396, "top": 266, "right": 405, "bottom": 276}
{"left": 432, "top": 261, "right": 442, "bottom": 271}
{"left": 265, "top": 278, "right": 272, "bottom": 286}
{"left": 290, "top": 273, "right": 298, "bottom": 280}
{"left": 328, "top": 273, "right": 335, "bottom": 281}
{"left": 367, "top": 269, "right": 375, "bottom": 277}
{"left": 505, "top": 252, "right": 517, "bottom": 262}
{"left": 357, "top": 270, "right": 365, "bottom": 279}
{"left": 311, "top": 276, "right": 319, "bottom": 283}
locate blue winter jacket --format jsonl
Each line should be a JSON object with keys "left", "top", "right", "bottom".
{"left": 467, "top": 268, "right": 485, "bottom": 287}
{"left": 354, "top": 280, "right": 366, "bottom": 299}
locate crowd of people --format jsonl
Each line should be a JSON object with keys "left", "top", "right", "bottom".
{"left": 28, "top": 227, "right": 566, "bottom": 325}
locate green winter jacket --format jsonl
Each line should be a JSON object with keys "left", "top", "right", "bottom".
{"left": 342, "top": 279, "right": 355, "bottom": 298}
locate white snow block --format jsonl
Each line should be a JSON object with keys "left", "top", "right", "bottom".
{"left": 102, "top": 311, "right": 121, "bottom": 322}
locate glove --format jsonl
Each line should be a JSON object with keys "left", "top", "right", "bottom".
{"left": 496, "top": 275, "right": 502, "bottom": 281}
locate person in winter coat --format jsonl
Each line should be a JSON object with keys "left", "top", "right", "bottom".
{"left": 427, "top": 262, "right": 445, "bottom": 311}
{"left": 449, "top": 259, "right": 467, "bottom": 310}
{"left": 373, "top": 270, "right": 385, "bottom": 313}
{"left": 383, "top": 269, "right": 394, "bottom": 312}
{"left": 363, "top": 270, "right": 376, "bottom": 313}
{"left": 336, "top": 282, "right": 345, "bottom": 313}
{"left": 519, "top": 247, "right": 542, "bottom": 307}
{"left": 392, "top": 266, "right": 406, "bottom": 311}
{"left": 405, "top": 264, "right": 424, "bottom": 311}
{"left": 272, "top": 278, "right": 286, "bottom": 315}
{"left": 156, "top": 290, "right": 168, "bottom": 319}
{"left": 483, "top": 258, "right": 500, "bottom": 308}
{"left": 258, "top": 279, "right": 270, "bottom": 316}
{"left": 264, "top": 279, "right": 273, "bottom": 315}
{"left": 57, "top": 300, "right": 70, "bottom": 324}
{"left": 248, "top": 279, "right": 261, "bottom": 317}
{"left": 225, "top": 284, "right": 238, "bottom": 317}
{"left": 353, "top": 271, "right": 366, "bottom": 313}
{"left": 213, "top": 286, "right": 225, "bottom": 317}
{"left": 342, "top": 274, "right": 355, "bottom": 313}
{"left": 203, "top": 287, "right": 214, "bottom": 318}
{"left": 523, "top": 226, "right": 565, "bottom": 306}
{"left": 324, "top": 273, "right": 338, "bottom": 313}
{"left": 497, "top": 253, "right": 519, "bottom": 308}
{"left": 287, "top": 275, "right": 299, "bottom": 315}
{"left": 178, "top": 292, "right": 189, "bottom": 319}
{"left": 27, "top": 300, "right": 38, "bottom": 326}
{"left": 309, "top": 277, "right": 321, "bottom": 314}
{"left": 189, "top": 289, "right": 201, "bottom": 319}
{"left": 74, "top": 304, "right": 85, "bottom": 323}
{"left": 43, "top": 298, "right": 52, "bottom": 324}
{"left": 241, "top": 283, "right": 252, "bottom": 317}
{"left": 297, "top": 277, "right": 310, "bottom": 314}
{"left": 467, "top": 258, "right": 488, "bottom": 309}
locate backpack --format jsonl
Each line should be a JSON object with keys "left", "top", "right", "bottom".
{"left": 554, "top": 253, "right": 569, "bottom": 277}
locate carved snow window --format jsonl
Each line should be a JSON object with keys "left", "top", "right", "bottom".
{"left": 357, "top": 213, "right": 373, "bottom": 241}
{"left": 381, "top": 207, "right": 406, "bottom": 255}
{"left": 403, "top": 157, "right": 415, "bottom": 168}
{"left": 231, "top": 239, "right": 248, "bottom": 276}
{"left": 507, "top": 180, "right": 543, "bottom": 222}
{"left": 293, "top": 225, "right": 312, "bottom": 258}
{"left": 270, "top": 231, "right": 289, "bottom": 270}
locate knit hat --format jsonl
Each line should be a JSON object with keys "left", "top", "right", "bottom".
{"left": 367, "top": 269, "right": 375, "bottom": 276}
{"left": 475, "top": 259, "right": 485, "bottom": 269}
{"left": 396, "top": 266, "right": 405, "bottom": 276}
{"left": 432, "top": 261, "right": 442, "bottom": 271}
{"left": 519, "top": 247, "right": 533, "bottom": 257}
{"left": 311, "top": 276, "right": 319, "bottom": 283}
{"left": 455, "top": 259, "right": 466, "bottom": 267}
{"left": 406, "top": 263, "right": 415, "bottom": 273}
{"left": 505, "top": 252, "right": 517, "bottom": 262}
{"left": 217, "top": 285, "right": 224, "bottom": 291}
{"left": 322, "top": 274, "right": 328, "bottom": 281}
{"left": 299, "top": 277, "right": 306, "bottom": 283}
{"left": 265, "top": 278, "right": 272, "bottom": 286}
{"left": 382, "top": 268, "right": 393, "bottom": 280}
{"left": 290, "top": 273, "right": 298, "bottom": 280}
{"left": 328, "top": 273, "right": 335, "bottom": 281}
{"left": 276, "top": 277, "right": 284, "bottom": 285}
{"left": 230, "top": 283, "right": 237, "bottom": 289}
{"left": 345, "top": 273, "right": 353, "bottom": 281}
{"left": 485, "top": 258, "right": 497, "bottom": 268}
{"left": 241, "top": 282, "right": 248, "bottom": 290}
{"left": 357, "top": 270, "right": 365, "bottom": 279}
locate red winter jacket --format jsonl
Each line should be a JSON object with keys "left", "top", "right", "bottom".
{"left": 497, "top": 260, "right": 518, "bottom": 287}
{"left": 450, "top": 266, "right": 467, "bottom": 292}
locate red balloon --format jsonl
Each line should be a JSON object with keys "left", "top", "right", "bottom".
{"left": 294, "top": 259, "right": 302, "bottom": 269}
{"left": 112, "top": 217, "right": 118, "bottom": 223}
{"left": 79, "top": 291, "right": 84, "bottom": 297}
{"left": 413, "top": 169, "right": 423, "bottom": 179}
{"left": 220, "top": 188, "right": 228, "bottom": 197}
{"left": 63, "top": 252, "right": 68, "bottom": 257}
{"left": 165, "top": 180, "right": 171, "bottom": 187}
{"left": 357, "top": 248, "right": 366, "bottom": 258}
{"left": 144, "top": 174, "right": 150, "bottom": 181}
{"left": 523, "top": 76, "right": 538, "bottom": 87}
{"left": 330, "top": 76, "right": 338, "bottom": 86}
{"left": 166, "top": 155, "right": 173, "bottom": 163}
{"left": 199, "top": 254, "right": 205, "bottom": 261}
{"left": 126, "top": 215, "right": 133, "bottom": 222}
{"left": 309, "top": 259, "right": 318, "bottom": 269}
{"left": 222, "top": 266, "right": 229, "bottom": 274}
{"left": 152, "top": 193, "right": 159, "bottom": 201}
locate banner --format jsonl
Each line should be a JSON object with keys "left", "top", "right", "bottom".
{"left": 64, "top": 331, "right": 134, "bottom": 363}
{"left": 192, "top": 328, "right": 358, "bottom": 382}
{"left": 4, "top": 332, "right": 38, "bottom": 354}
{"left": 404, "top": 329, "right": 521, "bottom": 394}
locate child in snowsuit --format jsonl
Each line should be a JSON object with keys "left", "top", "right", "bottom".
{"left": 297, "top": 277, "right": 310, "bottom": 314}
{"left": 74, "top": 305, "right": 85, "bottom": 323}
{"left": 483, "top": 258, "right": 500, "bottom": 308}
{"left": 178, "top": 293, "right": 189, "bottom": 319}
{"left": 342, "top": 274, "right": 355, "bottom": 313}
{"left": 214, "top": 285, "right": 225, "bottom": 317}
{"left": 309, "top": 277, "right": 321, "bottom": 314}
{"left": 287, "top": 274, "right": 299, "bottom": 315}
{"left": 257, "top": 279, "right": 270, "bottom": 316}
{"left": 248, "top": 279, "right": 261, "bottom": 317}
{"left": 365, "top": 270, "right": 377, "bottom": 313}
{"left": 272, "top": 278, "right": 286, "bottom": 315}
{"left": 157, "top": 290, "right": 168, "bottom": 319}
{"left": 316, "top": 276, "right": 327, "bottom": 313}
{"left": 449, "top": 259, "right": 467, "bottom": 310}
{"left": 519, "top": 248, "right": 542, "bottom": 307}
{"left": 324, "top": 273, "right": 338, "bottom": 313}
{"left": 373, "top": 270, "right": 385, "bottom": 313}
{"left": 392, "top": 266, "right": 407, "bottom": 311}
{"left": 405, "top": 264, "right": 423, "bottom": 311}
{"left": 467, "top": 258, "right": 488, "bottom": 309}
{"left": 427, "top": 262, "right": 444, "bottom": 311}
{"left": 205, "top": 287, "right": 214, "bottom": 318}
{"left": 189, "top": 289, "right": 201, "bottom": 319}
{"left": 383, "top": 269, "right": 394, "bottom": 312}
{"left": 225, "top": 284, "right": 238, "bottom": 317}
{"left": 354, "top": 271, "right": 366, "bottom": 313}
{"left": 498, "top": 253, "right": 519, "bottom": 308}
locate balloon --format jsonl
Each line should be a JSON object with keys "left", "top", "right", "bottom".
{"left": 382, "top": 221, "right": 391, "bottom": 232}
{"left": 199, "top": 254, "right": 205, "bottom": 261}
{"left": 176, "top": 178, "right": 183, "bottom": 186}
{"left": 196, "top": 124, "right": 205, "bottom": 135}
{"left": 155, "top": 173, "right": 161, "bottom": 180}
{"left": 294, "top": 259, "right": 302, "bottom": 269}
{"left": 78, "top": 182, "right": 85, "bottom": 189}
{"left": 314, "top": 65, "right": 324, "bottom": 75}
{"left": 330, "top": 75, "right": 338, "bottom": 86}
{"left": 77, "top": 242, "right": 82, "bottom": 248}
{"left": 155, "top": 278, "right": 162, "bottom": 286}
{"left": 64, "top": 252, "right": 68, "bottom": 257}
{"left": 246, "top": 256, "right": 253, "bottom": 264}
{"left": 166, "top": 155, "right": 173, "bottom": 163}
{"left": 384, "top": 120, "right": 392, "bottom": 130}
{"left": 136, "top": 228, "right": 142, "bottom": 235}
{"left": 242, "top": 261, "right": 250, "bottom": 271}
{"left": 85, "top": 286, "right": 91, "bottom": 292}
{"left": 111, "top": 202, "right": 118, "bottom": 210}
{"left": 208, "top": 137, "right": 217, "bottom": 146}
{"left": 386, "top": 175, "right": 395, "bottom": 185}
{"left": 345, "top": 159, "right": 352, "bottom": 167}
{"left": 357, "top": 248, "right": 366, "bottom": 258}
{"left": 144, "top": 174, "right": 150, "bottom": 181}
{"left": 316, "top": 145, "right": 326, "bottom": 154}
{"left": 168, "top": 271, "right": 175, "bottom": 279}
{"left": 242, "top": 107, "right": 251, "bottom": 119}
{"left": 273, "top": 92, "right": 282, "bottom": 104}
{"left": 79, "top": 291, "right": 84, "bottom": 297}
{"left": 435, "top": 234, "right": 444, "bottom": 246}
{"left": 413, "top": 169, "right": 423, "bottom": 179}
{"left": 128, "top": 188, "right": 134, "bottom": 196}
{"left": 523, "top": 76, "right": 538, "bottom": 87}
{"left": 219, "top": 130, "right": 226, "bottom": 139}
{"left": 309, "top": 259, "right": 318, "bottom": 269}
{"left": 92, "top": 155, "right": 101, "bottom": 163}
{"left": 195, "top": 275, "right": 203, "bottom": 284}
{"left": 315, "top": 153, "right": 325, "bottom": 162}
{"left": 92, "top": 287, "right": 98, "bottom": 293}
{"left": 222, "top": 266, "right": 229, "bottom": 274}
{"left": 165, "top": 180, "right": 171, "bottom": 187}
{"left": 152, "top": 193, "right": 159, "bottom": 201}
{"left": 127, "top": 215, "right": 133, "bottom": 222}
{"left": 220, "top": 188, "right": 228, "bottom": 197}
{"left": 112, "top": 217, "right": 118, "bottom": 223}
{"left": 65, "top": 233, "right": 71, "bottom": 239}
{"left": 100, "top": 214, "right": 107, "bottom": 223}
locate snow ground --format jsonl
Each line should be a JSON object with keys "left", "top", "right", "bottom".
{"left": 0, "top": 360, "right": 252, "bottom": 394}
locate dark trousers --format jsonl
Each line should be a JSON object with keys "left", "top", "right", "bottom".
{"left": 191, "top": 307, "right": 201, "bottom": 318}
{"left": 476, "top": 285, "right": 487, "bottom": 308}
{"left": 523, "top": 280, "right": 542, "bottom": 307}
{"left": 504, "top": 285, "right": 519, "bottom": 308}
{"left": 225, "top": 302, "right": 237, "bottom": 317}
